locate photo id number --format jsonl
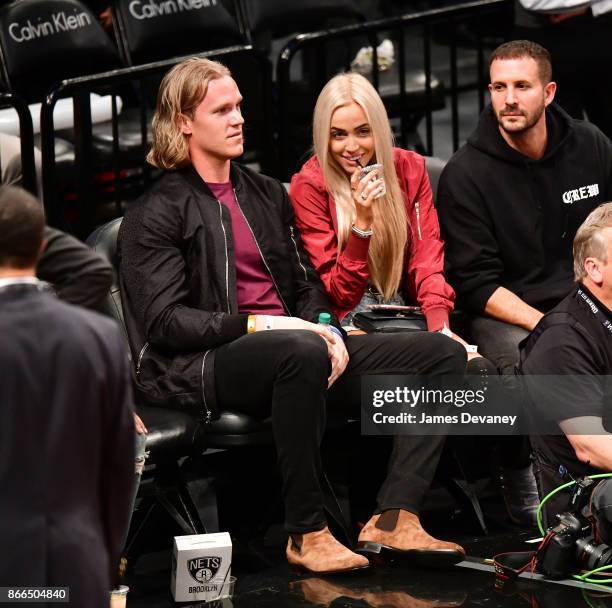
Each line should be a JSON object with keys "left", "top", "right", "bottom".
{"left": 0, "top": 588, "right": 69, "bottom": 603}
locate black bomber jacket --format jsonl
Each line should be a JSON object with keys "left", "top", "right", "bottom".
{"left": 118, "top": 162, "right": 341, "bottom": 421}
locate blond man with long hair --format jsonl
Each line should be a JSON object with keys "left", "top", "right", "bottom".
{"left": 290, "top": 72, "right": 474, "bottom": 562}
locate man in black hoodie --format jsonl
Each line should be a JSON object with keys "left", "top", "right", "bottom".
{"left": 437, "top": 40, "right": 612, "bottom": 524}
{"left": 439, "top": 40, "right": 612, "bottom": 376}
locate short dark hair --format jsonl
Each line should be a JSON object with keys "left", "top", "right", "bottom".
{"left": 0, "top": 186, "right": 45, "bottom": 269}
{"left": 489, "top": 40, "right": 552, "bottom": 84}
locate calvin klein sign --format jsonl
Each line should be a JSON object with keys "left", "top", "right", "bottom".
{"left": 8, "top": 9, "right": 92, "bottom": 42}
{"left": 128, "top": 0, "right": 217, "bottom": 20}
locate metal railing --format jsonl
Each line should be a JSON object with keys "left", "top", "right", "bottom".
{"left": 39, "top": 45, "right": 274, "bottom": 236}
{"left": 277, "top": 0, "right": 512, "bottom": 178}
{"left": 0, "top": 93, "right": 36, "bottom": 195}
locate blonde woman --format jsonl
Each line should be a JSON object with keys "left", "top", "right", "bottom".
{"left": 289, "top": 73, "right": 481, "bottom": 562}
{"left": 291, "top": 72, "right": 467, "bottom": 341}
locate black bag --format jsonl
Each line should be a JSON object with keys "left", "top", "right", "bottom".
{"left": 353, "top": 309, "right": 427, "bottom": 333}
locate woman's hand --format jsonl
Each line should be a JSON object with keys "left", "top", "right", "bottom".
{"left": 350, "top": 167, "right": 384, "bottom": 230}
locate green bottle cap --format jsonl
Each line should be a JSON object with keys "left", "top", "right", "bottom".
{"left": 318, "top": 312, "right": 331, "bottom": 325}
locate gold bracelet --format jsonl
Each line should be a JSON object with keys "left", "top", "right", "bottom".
{"left": 247, "top": 315, "right": 256, "bottom": 334}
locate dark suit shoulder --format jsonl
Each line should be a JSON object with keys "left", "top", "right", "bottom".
{"left": 31, "top": 292, "right": 123, "bottom": 348}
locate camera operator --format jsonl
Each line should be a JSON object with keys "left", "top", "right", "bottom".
{"left": 520, "top": 203, "right": 612, "bottom": 526}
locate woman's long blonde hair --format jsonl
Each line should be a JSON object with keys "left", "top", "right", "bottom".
{"left": 313, "top": 72, "right": 408, "bottom": 299}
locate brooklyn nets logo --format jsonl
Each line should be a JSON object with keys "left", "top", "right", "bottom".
{"left": 187, "top": 556, "right": 222, "bottom": 583}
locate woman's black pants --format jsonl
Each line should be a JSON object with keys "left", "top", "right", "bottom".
{"left": 214, "top": 330, "right": 466, "bottom": 534}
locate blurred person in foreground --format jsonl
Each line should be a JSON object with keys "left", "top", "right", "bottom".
{"left": 0, "top": 186, "right": 134, "bottom": 606}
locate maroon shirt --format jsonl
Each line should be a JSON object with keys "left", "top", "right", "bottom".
{"left": 208, "top": 181, "right": 285, "bottom": 315}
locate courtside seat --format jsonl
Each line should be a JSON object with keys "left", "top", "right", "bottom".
{"left": 86, "top": 217, "right": 208, "bottom": 461}
{"left": 0, "top": 0, "right": 141, "bottom": 228}
{"left": 112, "top": 0, "right": 246, "bottom": 66}
{"left": 240, "top": 0, "right": 362, "bottom": 49}
{"left": 86, "top": 218, "right": 215, "bottom": 545}
{"left": 0, "top": 0, "right": 120, "bottom": 102}
{"left": 138, "top": 405, "right": 200, "bottom": 461}
{"left": 202, "top": 412, "right": 272, "bottom": 448}
{"left": 0, "top": 0, "right": 121, "bottom": 173}
{"left": 424, "top": 155, "right": 446, "bottom": 202}
{"left": 203, "top": 409, "right": 350, "bottom": 449}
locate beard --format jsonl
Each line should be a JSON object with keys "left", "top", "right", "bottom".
{"left": 496, "top": 100, "right": 545, "bottom": 135}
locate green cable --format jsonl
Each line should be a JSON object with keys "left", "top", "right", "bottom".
{"left": 575, "top": 576, "right": 612, "bottom": 583}
{"left": 536, "top": 473, "right": 612, "bottom": 536}
{"left": 572, "top": 563, "right": 612, "bottom": 587}
{"left": 536, "top": 480, "right": 575, "bottom": 536}
{"left": 575, "top": 564, "right": 612, "bottom": 580}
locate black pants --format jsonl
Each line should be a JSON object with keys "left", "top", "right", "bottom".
{"left": 214, "top": 330, "right": 466, "bottom": 533}
{"left": 452, "top": 313, "right": 533, "bottom": 471}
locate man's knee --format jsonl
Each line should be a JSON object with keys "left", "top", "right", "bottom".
{"left": 377, "top": 331, "right": 467, "bottom": 374}
{"left": 470, "top": 317, "right": 529, "bottom": 374}
{"left": 419, "top": 332, "right": 467, "bottom": 374}
{"left": 434, "top": 334, "right": 467, "bottom": 373}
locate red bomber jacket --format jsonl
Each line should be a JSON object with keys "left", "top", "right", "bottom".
{"left": 289, "top": 148, "right": 455, "bottom": 330}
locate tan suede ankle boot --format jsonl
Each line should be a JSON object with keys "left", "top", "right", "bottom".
{"left": 286, "top": 526, "right": 369, "bottom": 574}
{"left": 357, "top": 509, "right": 465, "bottom": 567}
